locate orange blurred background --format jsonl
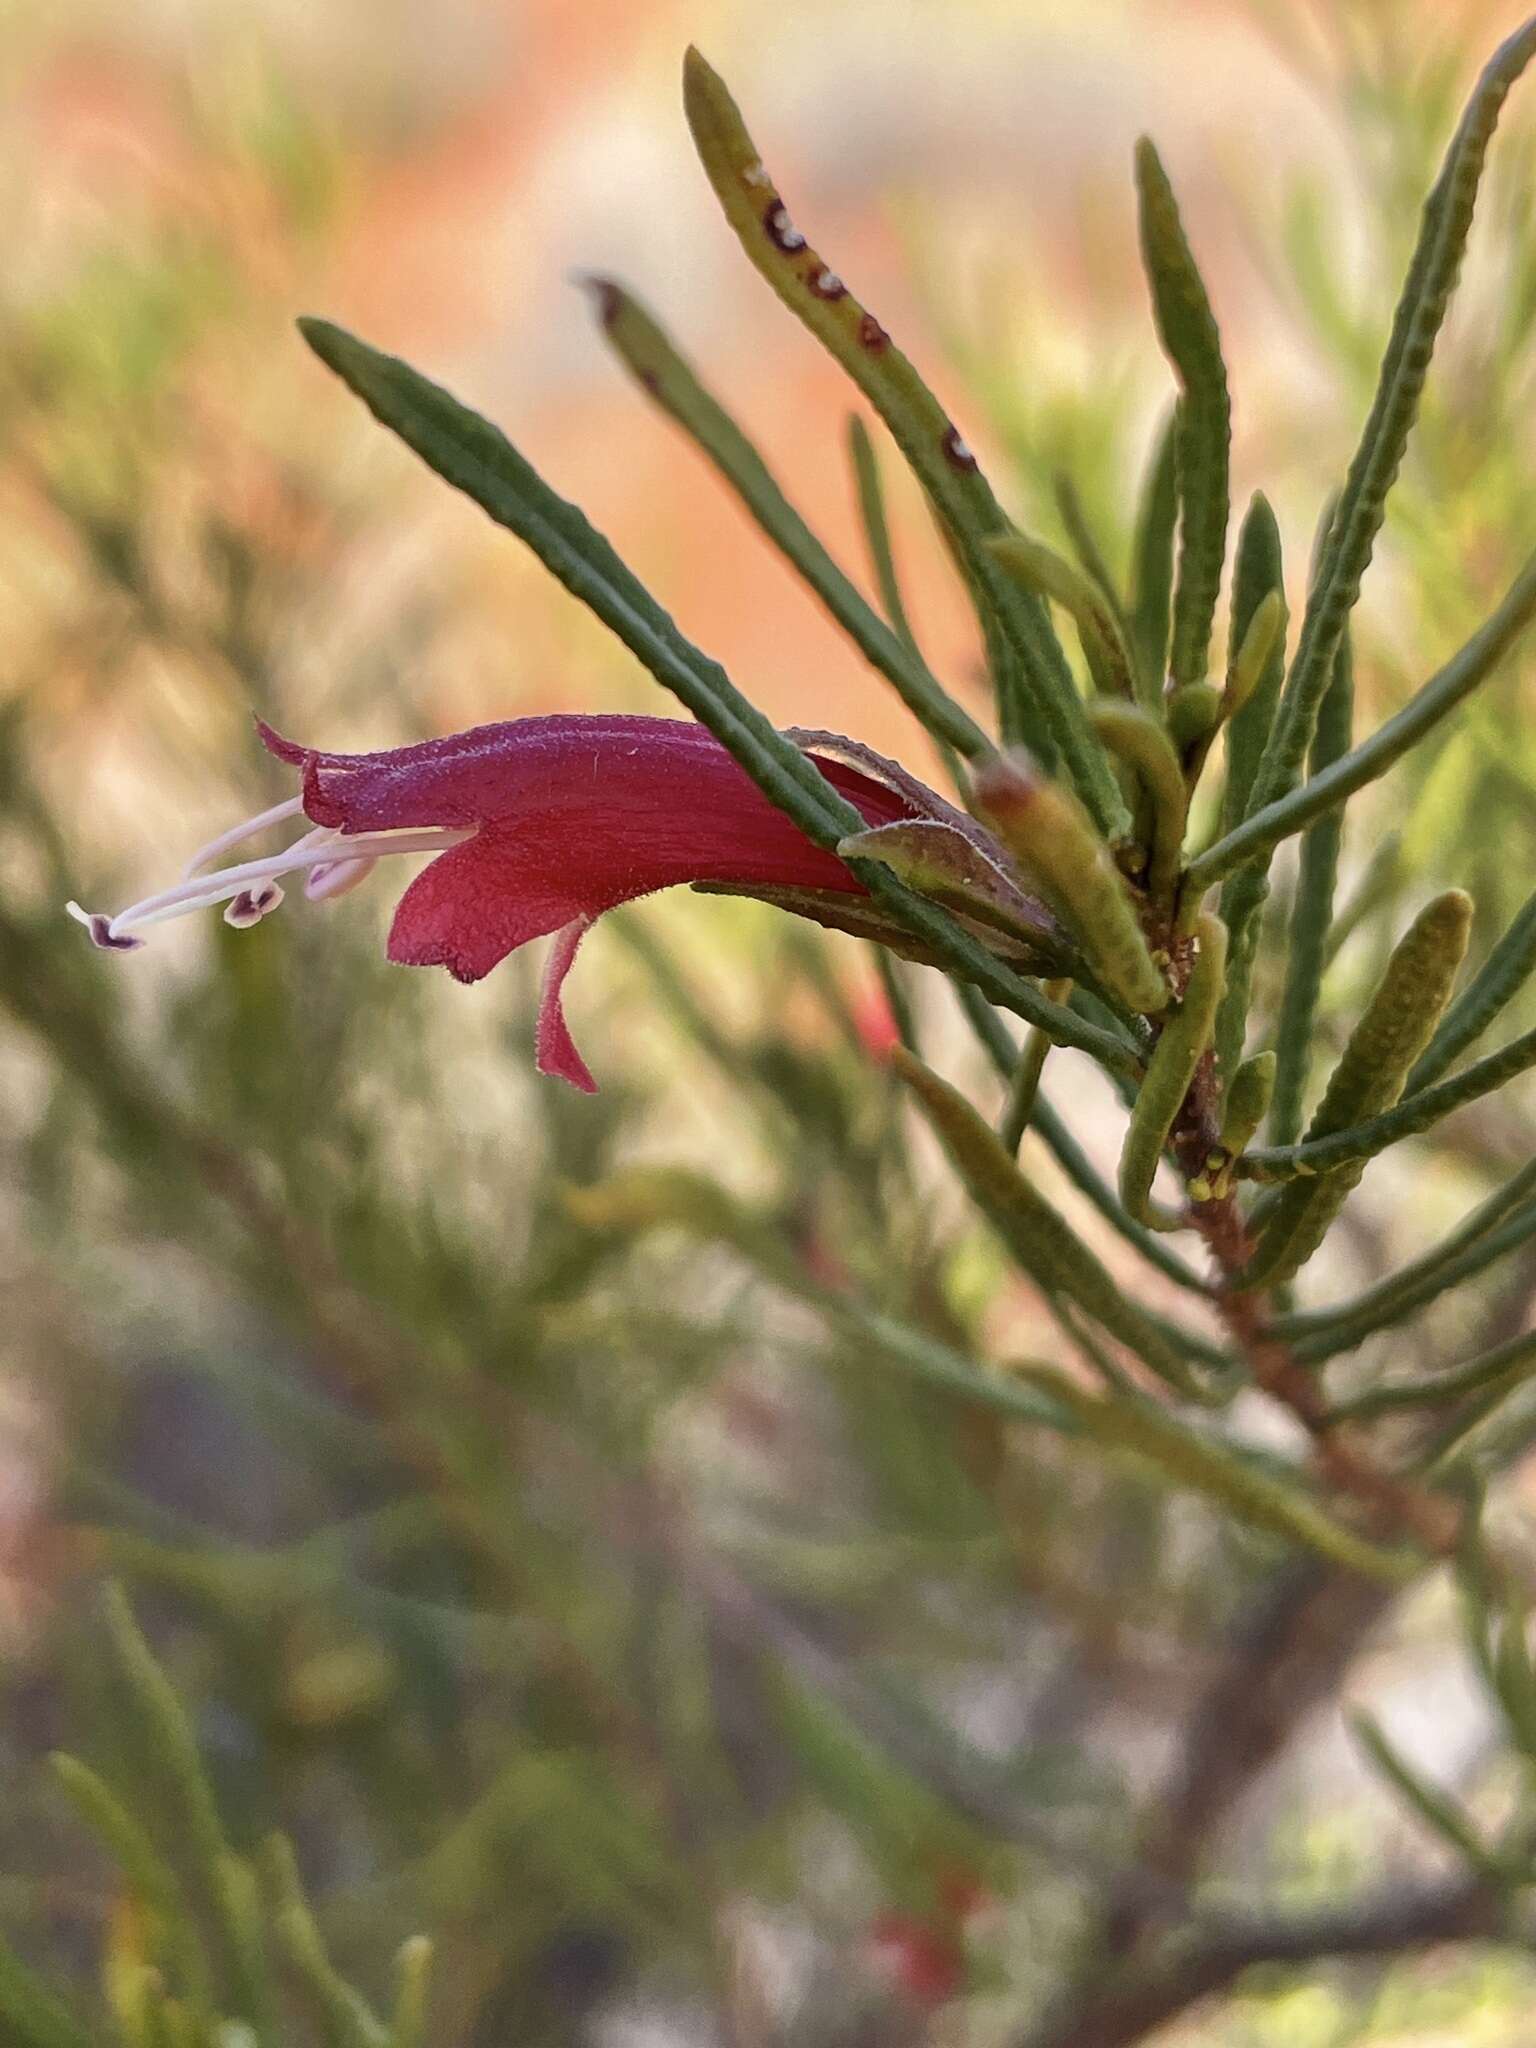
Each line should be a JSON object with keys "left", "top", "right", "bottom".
{"left": 16, "top": 0, "right": 1527, "bottom": 784}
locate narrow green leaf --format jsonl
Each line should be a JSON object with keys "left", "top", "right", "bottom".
{"left": 264, "top": 1835, "right": 387, "bottom": 2048}
{"left": 874, "top": 892, "right": 1141, "bottom": 1068}
{"left": 100, "top": 1589, "right": 277, "bottom": 2039}
{"left": 1492, "top": 1599, "right": 1536, "bottom": 1763}
{"left": 973, "top": 753, "right": 1170, "bottom": 1015}
{"left": 892, "top": 1047, "right": 1206, "bottom": 1394}
{"left": 299, "top": 317, "right": 849, "bottom": 842}
{"left": 0, "top": 1941, "right": 91, "bottom": 2048}
{"left": 1128, "top": 409, "right": 1178, "bottom": 705}
{"left": 1353, "top": 1712, "right": 1510, "bottom": 1878}
{"left": 582, "top": 276, "right": 988, "bottom": 754}
{"left": 1424, "top": 1390, "right": 1536, "bottom": 1488}
{"left": 1411, "top": 883, "right": 1536, "bottom": 1094}
{"left": 847, "top": 415, "right": 918, "bottom": 650}
{"left": 999, "top": 978, "right": 1071, "bottom": 1153}
{"left": 1134, "top": 139, "right": 1231, "bottom": 689}
{"left": 100, "top": 1587, "right": 230, "bottom": 1907}
{"left": 109, "top": 1960, "right": 169, "bottom": 2048}
{"left": 1328, "top": 1326, "right": 1536, "bottom": 1424}
{"left": 873, "top": 944, "right": 919, "bottom": 1057}
{"left": 215, "top": 1854, "right": 276, "bottom": 2042}
{"left": 989, "top": 533, "right": 1138, "bottom": 702}
{"left": 1189, "top": 548, "right": 1536, "bottom": 892}
{"left": 1213, "top": 494, "right": 1287, "bottom": 1081}
{"left": 389, "top": 1938, "right": 433, "bottom": 2048}
{"left": 50, "top": 1754, "right": 212, "bottom": 2015}
{"left": 1251, "top": 18, "right": 1536, "bottom": 826}
{"left": 1268, "top": 621, "right": 1355, "bottom": 1146}
{"left": 1280, "top": 1156, "right": 1536, "bottom": 1355}
{"left": 1052, "top": 472, "right": 1132, "bottom": 643}
{"left": 566, "top": 1163, "right": 1078, "bottom": 1434}
{"left": 1246, "top": 1023, "right": 1536, "bottom": 1188}
{"left": 1290, "top": 1193, "right": 1536, "bottom": 1368}
{"left": 953, "top": 982, "right": 1213, "bottom": 1295}
{"left": 833, "top": 1306, "right": 1077, "bottom": 1433}
{"left": 1430, "top": 1379, "right": 1536, "bottom": 1476}
{"left": 298, "top": 315, "right": 1135, "bottom": 1068}
{"left": 681, "top": 47, "right": 1128, "bottom": 835}
{"left": 1323, "top": 829, "right": 1403, "bottom": 967}
{"left": 1221, "top": 496, "right": 1288, "bottom": 827}
{"left": 1034, "top": 1103, "right": 1214, "bottom": 1299}
{"left": 1025, "top": 1368, "right": 1415, "bottom": 1579}
{"left": 1244, "top": 891, "right": 1473, "bottom": 1288}
{"left": 1119, "top": 913, "right": 1226, "bottom": 1228}
{"left": 1087, "top": 701, "right": 1189, "bottom": 907}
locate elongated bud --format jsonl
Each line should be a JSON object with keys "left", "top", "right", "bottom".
{"left": 988, "top": 534, "right": 1138, "bottom": 703}
{"left": 1087, "top": 701, "right": 1188, "bottom": 908}
{"left": 891, "top": 1048, "right": 1201, "bottom": 1393}
{"left": 1194, "top": 1047, "right": 1277, "bottom": 1200}
{"left": 972, "top": 753, "right": 1170, "bottom": 1016}
{"left": 1244, "top": 890, "right": 1473, "bottom": 1289}
{"left": 1220, "top": 1050, "right": 1277, "bottom": 1157}
{"left": 1225, "top": 587, "right": 1285, "bottom": 722}
{"left": 1119, "top": 913, "right": 1227, "bottom": 1228}
{"left": 1166, "top": 682, "right": 1222, "bottom": 755}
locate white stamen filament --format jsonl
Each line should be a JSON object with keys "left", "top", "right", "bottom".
{"left": 69, "top": 817, "right": 474, "bottom": 949}
{"left": 181, "top": 795, "right": 307, "bottom": 877}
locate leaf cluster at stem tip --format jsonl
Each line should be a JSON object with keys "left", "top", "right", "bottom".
{"left": 289, "top": 14, "right": 1536, "bottom": 1489}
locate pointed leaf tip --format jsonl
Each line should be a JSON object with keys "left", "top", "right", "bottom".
{"left": 297, "top": 313, "right": 336, "bottom": 352}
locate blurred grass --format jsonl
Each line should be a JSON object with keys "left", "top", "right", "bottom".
{"left": 3, "top": 1, "right": 1536, "bottom": 2042}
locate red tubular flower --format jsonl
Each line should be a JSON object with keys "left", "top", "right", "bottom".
{"left": 68, "top": 712, "right": 962, "bottom": 1091}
